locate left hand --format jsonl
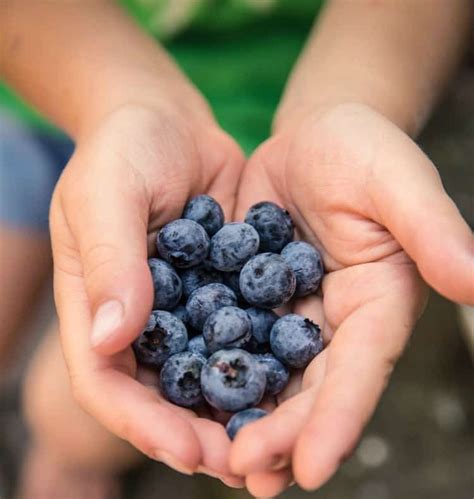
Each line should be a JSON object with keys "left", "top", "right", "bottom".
{"left": 50, "top": 102, "right": 246, "bottom": 485}
{"left": 229, "top": 103, "right": 473, "bottom": 496}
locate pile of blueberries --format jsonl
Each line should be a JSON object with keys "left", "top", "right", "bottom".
{"left": 133, "top": 195, "right": 325, "bottom": 439}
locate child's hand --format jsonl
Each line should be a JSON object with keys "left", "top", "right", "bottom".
{"left": 231, "top": 103, "right": 473, "bottom": 496}
{"left": 50, "top": 103, "right": 245, "bottom": 483}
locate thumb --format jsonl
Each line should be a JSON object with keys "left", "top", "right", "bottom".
{"left": 60, "top": 168, "right": 154, "bottom": 355}
{"left": 371, "top": 138, "right": 473, "bottom": 305}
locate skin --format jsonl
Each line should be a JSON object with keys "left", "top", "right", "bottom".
{"left": 2, "top": 0, "right": 245, "bottom": 486}
{"left": 230, "top": 2, "right": 473, "bottom": 494}
{"left": 1, "top": 0, "right": 473, "bottom": 496}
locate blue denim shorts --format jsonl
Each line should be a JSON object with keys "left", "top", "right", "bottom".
{"left": 0, "top": 113, "right": 74, "bottom": 231}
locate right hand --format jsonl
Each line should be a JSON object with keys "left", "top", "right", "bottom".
{"left": 50, "top": 102, "right": 245, "bottom": 483}
{"left": 230, "top": 102, "right": 473, "bottom": 495}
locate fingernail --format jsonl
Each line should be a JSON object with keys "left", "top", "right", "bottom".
{"left": 154, "top": 450, "right": 194, "bottom": 475}
{"left": 220, "top": 477, "right": 246, "bottom": 489}
{"left": 197, "top": 465, "right": 222, "bottom": 479}
{"left": 196, "top": 465, "right": 231, "bottom": 481}
{"left": 197, "top": 466, "right": 243, "bottom": 487}
{"left": 90, "top": 300, "right": 124, "bottom": 348}
{"left": 269, "top": 454, "right": 289, "bottom": 471}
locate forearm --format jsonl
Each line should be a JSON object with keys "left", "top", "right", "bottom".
{"left": 0, "top": 1, "right": 213, "bottom": 139}
{"left": 274, "top": 0, "right": 472, "bottom": 137}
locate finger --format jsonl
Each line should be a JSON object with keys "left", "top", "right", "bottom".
{"left": 293, "top": 270, "right": 423, "bottom": 490}
{"left": 82, "top": 368, "right": 201, "bottom": 474}
{"left": 205, "top": 163, "right": 242, "bottom": 224}
{"left": 55, "top": 158, "right": 159, "bottom": 355}
{"left": 193, "top": 126, "right": 245, "bottom": 221}
{"left": 52, "top": 241, "right": 202, "bottom": 473}
{"left": 229, "top": 390, "right": 315, "bottom": 476}
{"left": 233, "top": 140, "right": 287, "bottom": 221}
{"left": 229, "top": 295, "right": 329, "bottom": 475}
{"left": 190, "top": 417, "right": 242, "bottom": 482}
{"left": 245, "top": 468, "right": 293, "bottom": 498}
{"left": 370, "top": 133, "right": 473, "bottom": 304}
{"left": 118, "top": 352, "right": 242, "bottom": 482}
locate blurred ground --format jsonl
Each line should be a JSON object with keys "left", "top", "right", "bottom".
{"left": 1, "top": 66, "right": 473, "bottom": 499}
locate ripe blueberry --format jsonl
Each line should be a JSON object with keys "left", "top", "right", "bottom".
{"left": 170, "top": 304, "right": 189, "bottom": 326}
{"left": 223, "top": 271, "right": 249, "bottom": 306}
{"left": 202, "top": 306, "right": 252, "bottom": 353}
{"left": 185, "top": 283, "right": 237, "bottom": 331}
{"left": 246, "top": 307, "right": 279, "bottom": 344}
{"left": 270, "top": 314, "right": 323, "bottom": 368}
{"left": 281, "top": 241, "right": 324, "bottom": 296}
{"left": 182, "top": 194, "right": 224, "bottom": 236}
{"left": 160, "top": 351, "right": 205, "bottom": 407}
{"left": 226, "top": 408, "right": 268, "bottom": 440}
{"left": 245, "top": 201, "right": 294, "bottom": 252}
{"left": 133, "top": 311, "right": 188, "bottom": 368}
{"left": 239, "top": 253, "right": 296, "bottom": 309}
{"left": 208, "top": 223, "right": 259, "bottom": 272}
{"left": 148, "top": 258, "right": 182, "bottom": 310}
{"left": 157, "top": 219, "right": 210, "bottom": 268}
{"left": 187, "top": 335, "right": 210, "bottom": 358}
{"left": 200, "top": 349, "right": 266, "bottom": 412}
{"left": 254, "top": 353, "right": 289, "bottom": 395}
{"left": 180, "top": 265, "right": 223, "bottom": 298}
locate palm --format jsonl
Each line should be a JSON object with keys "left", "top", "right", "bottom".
{"left": 231, "top": 104, "right": 432, "bottom": 495}
{"left": 52, "top": 105, "right": 245, "bottom": 483}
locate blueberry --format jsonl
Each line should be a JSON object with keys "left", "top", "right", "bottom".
{"left": 246, "top": 307, "right": 279, "bottom": 344}
{"left": 133, "top": 311, "right": 188, "bottom": 368}
{"left": 202, "top": 306, "right": 252, "bottom": 353}
{"left": 182, "top": 194, "right": 224, "bottom": 236}
{"left": 148, "top": 258, "right": 182, "bottom": 310}
{"left": 239, "top": 253, "right": 296, "bottom": 309}
{"left": 243, "top": 336, "right": 271, "bottom": 354}
{"left": 254, "top": 353, "right": 289, "bottom": 396}
{"left": 270, "top": 314, "right": 323, "bottom": 368}
{"left": 208, "top": 223, "right": 259, "bottom": 272}
{"left": 226, "top": 408, "right": 268, "bottom": 440}
{"left": 170, "top": 304, "right": 189, "bottom": 326}
{"left": 160, "top": 352, "right": 205, "bottom": 407}
{"left": 180, "top": 265, "right": 223, "bottom": 298}
{"left": 157, "top": 219, "right": 210, "bottom": 268}
{"left": 185, "top": 283, "right": 237, "bottom": 331}
{"left": 223, "top": 271, "right": 249, "bottom": 306}
{"left": 187, "top": 335, "right": 210, "bottom": 358}
{"left": 281, "top": 241, "right": 324, "bottom": 297}
{"left": 245, "top": 201, "right": 294, "bottom": 252}
{"left": 200, "top": 349, "right": 266, "bottom": 412}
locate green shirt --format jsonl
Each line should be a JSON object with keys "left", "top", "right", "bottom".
{"left": 0, "top": 0, "right": 323, "bottom": 153}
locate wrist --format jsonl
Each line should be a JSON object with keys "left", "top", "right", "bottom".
{"left": 273, "top": 88, "right": 426, "bottom": 139}
{"left": 75, "top": 76, "right": 215, "bottom": 141}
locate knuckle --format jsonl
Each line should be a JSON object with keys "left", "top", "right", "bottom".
{"left": 82, "top": 242, "right": 118, "bottom": 281}
{"left": 113, "top": 413, "right": 154, "bottom": 457}
{"left": 114, "top": 412, "right": 133, "bottom": 441}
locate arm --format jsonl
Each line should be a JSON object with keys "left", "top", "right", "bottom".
{"left": 274, "top": 0, "right": 472, "bottom": 137}
{"left": 1, "top": 1, "right": 245, "bottom": 480}
{"left": 273, "top": 0, "right": 473, "bottom": 304}
{"left": 230, "top": 2, "right": 473, "bottom": 495}
{"left": 0, "top": 0, "right": 213, "bottom": 138}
